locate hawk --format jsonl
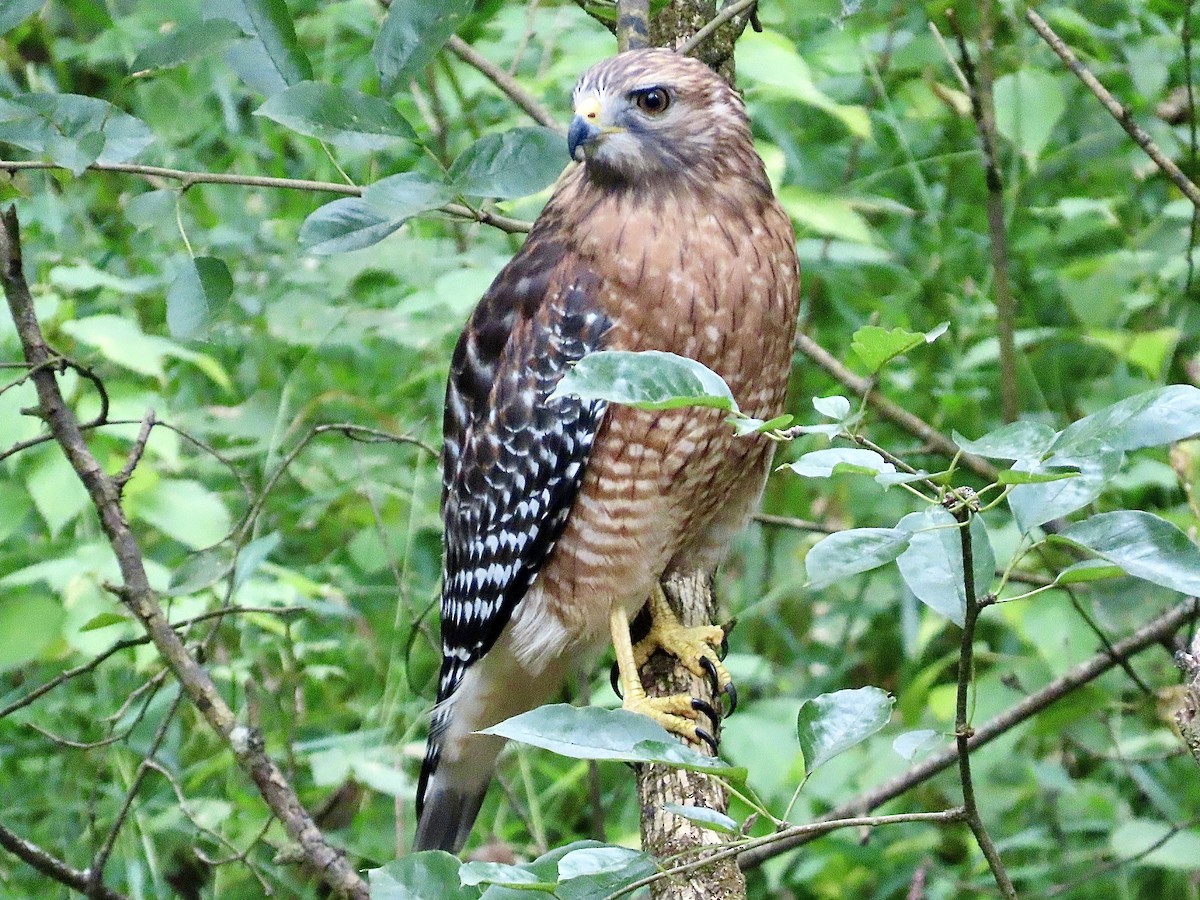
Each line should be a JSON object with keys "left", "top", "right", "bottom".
{"left": 413, "top": 47, "right": 799, "bottom": 853}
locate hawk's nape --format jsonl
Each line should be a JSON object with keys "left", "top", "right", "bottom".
{"left": 413, "top": 47, "right": 800, "bottom": 854}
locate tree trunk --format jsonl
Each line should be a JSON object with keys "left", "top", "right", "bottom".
{"left": 635, "top": 571, "right": 747, "bottom": 900}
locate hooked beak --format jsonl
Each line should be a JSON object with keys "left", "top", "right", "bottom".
{"left": 567, "top": 115, "right": 602, "bottom": 161}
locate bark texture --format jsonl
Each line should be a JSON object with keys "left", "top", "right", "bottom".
{"left": 636, "top": 571, "right": 746, "bottom": 900}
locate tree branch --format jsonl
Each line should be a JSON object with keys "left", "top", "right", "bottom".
{"left": 794, "top": 332, "right": 999, "bottom": 482}
{"left": 0, "top": 160, "right": 532, "bottom": 234}
{"left": 0, "top": 820, "right": 128, "bottom": 900}
{"left": 1174, "top": 629, "right": 1200, "bottom": 769}
{"left": 0, "top": 206, "right": 368, "bottom": 900}
{"left": 637, "top": 572, "right": 745, "bottom": 899}
{"left": 617, "top": 0, "right": 650, "bottom": 51}
{"left": 739, "top": 596, "right": 1200, "bottom": 868}
{"left": 445, "top": 36, "right": 561, "bottom": 131}
{"left": 946, "top": 8, "right": 1019, "bottom": 424}
{"left": 951, "top": 502, "right": 1017, "bottom": 898}
{"left": 1026, "top": 8, "right": 1200, "bottom": 209}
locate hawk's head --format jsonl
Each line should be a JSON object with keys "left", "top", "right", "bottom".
{"left": 567, "top": 49, "right": 754, "bottom": 186}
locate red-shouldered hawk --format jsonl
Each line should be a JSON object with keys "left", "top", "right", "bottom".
{"left": 413, "top": 47, "right": 799, "bottom": 853}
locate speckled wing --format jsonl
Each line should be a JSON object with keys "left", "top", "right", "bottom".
{"left": 426, "top": 236, "right": 611, "bottom": 755}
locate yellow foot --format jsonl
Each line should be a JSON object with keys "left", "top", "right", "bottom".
{"left": 622, "top": 691, "right": 720, "bottom": 754}
{"left": 632, "top": 586, "right": 736, "bottom": 715}
{"left": 607, "top": 585, "right": 737, "bottom": 755}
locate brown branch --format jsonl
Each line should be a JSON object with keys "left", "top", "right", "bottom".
{"left": 0, "top": 819, "right": 128, "bottom": 900}
{"left": 609, "top": 808, "right": 966, "bottom": 899}
{"left": 617, "top": 0, "right": 650, "bottom": 51}
{"left": 1026, "top": 8, "right": 1200, "bottom": 209}
{"left": 637, "top": 571, "right": 745, "bottom": 899}
{"left": 951, "top": 505, "right": 1017, "bottom": 898}
{"left": 0, "top": 206, "right": 368, "bottom": 900}
{"left": 444, "top": 36, "right": 561, "bottom": 131}
{"left": 739, "top": 596, "right": 1200, "bottom": 868}
{"left": 794, "top": 332, "right": 999, "bottom": 483}
{"left": 0, "top": 160, "right": 533, "bottom": 234}
{"left": 946, "top": 8, "right": 1019, "bottom": 424}
{"left": 1175, "top": 630, "right": 1200, "bottom": 769}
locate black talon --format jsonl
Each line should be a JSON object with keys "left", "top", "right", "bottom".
{"left": 719, "top": 633, "right": 729, "bottom": 660}
{"left": 695, "top": 727, "right": 719, "bottom": 755}
{"left": 610, "top": 661, "right": 623, "bottom": 699}
{"left": 699, "top": 655, "right": 721, "bottom": 695}
{"left": 724, "top": 680, "right": 738, "bottom": 716}
{"left": 691, "top": 697, "right": 721, "bottom": 732}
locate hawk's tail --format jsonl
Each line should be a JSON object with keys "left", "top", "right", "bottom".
{"left": 412, "top": 754, "right": 491, "bottom": 852}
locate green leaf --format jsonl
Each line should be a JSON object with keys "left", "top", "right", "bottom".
{"left": 731, "top": 413, "right": 794, "bottom": 436}
{"left": 204, "top": 0, "right": 313, "bottom": 95}
{"left": 804, "top": 527, "right": 911, "bottom": 590}
{"left": 1008, "top": 451, "right": 1121, "bottom": 534}
{"left": 480, "top": 704, "right": 746, "bottom": 779}
{"left": 737, "top": 29, "right": 871, "bottom": 138}
{"left": 1084, "top": 328, "right": 1182, "bottom": 379}
{"left": 953, "top": 420, "right": 1057, "bottom": 462}
{"left": 0, "top": 592, "right": 65, "bottom": 672}
{"left": 1054, "top": 511, "right": 1200, "bottom": 596}
{"left": 168, "top": 543, "right": 237, "bottom": 595}
{"left": 796, "top": 686, "right": 894, "bottom": 775}
{"left": 895, "top": 507, "right": 994, "bottom": 626}
{"left": 450, "top": 127, "right": 566, "bottom": 199}
{"left": 233, "top": 532, "right": 281, "bottom": 591}
{"left": 557, "top": 846, "right": 653, "bottom": 881}
{"left": 374, "top": 0, "right": 472, "bottom": 92}
{"left": 813, "top": 395, "right": 851, "bottom": 420}
{"left": 997, "top": 467, "right": 1079, "bottom": 485}
{"left": 369, "top": 852, "right": 474, "bottom": 900}
{"left": 254, "top": 82, "right": 416, "bottom": 149}
{"left": 993, "top": 69, "right": 1066, "bottom": 165}
{"left": 0, "top": 93, "right": 153, "bottom": 174}
{"left": 778, "top": 187, "right": 875, "bottom": 244}
{"left": 550, "top": 350, "right": 738, "bottom": 412}
{"left": 662, "top": 804, "right": 739, "bottom": 835}
{"left": 0, "top": 0, "right": 44, "bottom": 37}
{"left": 786, "top": 448, "right": 895, "bottom": 478}
{"left": 460, "top": 862, "right": 550, "bottom": 889}
{"left": 299, "top": 198, "right": 404, "bottom": 255}
{"left": 131, "top": 19, "right": 248, "bottom": 75}
{"left": 892, "top": 729, "right": 941, "bottom": 761}
{"left": 1052, "top": 385, "right": 1200, "bottom": 456}
{"left": 1055, "top": 558, "right": 1126, "bottom": 585}
{"left": 363, "top": 172, "right": 456, "bottom": 218}
{"left": 850, "top": 323, "right": 946, "bottom": 374}
{"left": 79, "top": 611, "right": 129, "bottom": 632}
{"left": 133, "top": 479, "right": 233, "bottom": 550}
{"left": 124, "top": 190, "right": 178, "bottom": 232}
{"left": 167, "top": 256, "right": 233, "bottom": 340}
{"left": 1110, "top": 820, "right": 1200, "bottom": 871}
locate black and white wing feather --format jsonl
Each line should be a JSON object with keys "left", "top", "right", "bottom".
{"left": 417, "top": 237, "right": 610, "bottom": 817}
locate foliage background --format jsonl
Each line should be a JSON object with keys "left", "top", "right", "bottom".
{"left": 1, "top": 0, "right": 1199, "bottom": 897}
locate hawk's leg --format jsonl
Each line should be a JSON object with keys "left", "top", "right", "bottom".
{"left": 608, "top": 586, "right": 734, "bottom": 753}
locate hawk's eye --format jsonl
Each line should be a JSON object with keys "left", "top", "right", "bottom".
{"left": 634, "top": 88, "right": 671, "bottom": 115}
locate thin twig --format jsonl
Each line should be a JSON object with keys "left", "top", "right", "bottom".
{"left": 1026, "top": 8, "right": 1200, "bottom": 209}
{"left": 0, "top": 207, "right": 368, "bottom": 899}
{"left": 739, "top": 597, "right": 1200, "bottom": 868}
{"left": 89, "top": 690, "right": 186, "bottom": 896}
{"left": 0, "top": 820, "right": 128, "bottom": 900}
{"left": 607, "top": 809, "right": 967, "bottom": 899}
{"left": 946, "top": 9, "right": 1019, "bottom": 424}
{"left": 951, "top": 505, "right": 1017, "bottom": 898}
{"left": 445, "top": 36, "right": 560, "bottom": 131}
{"left": 677, "top": 0, "right": 759, "bottom": 56}
{"left": 0, "top": 160, "right": 533, "bottom": 234}
{"left": 794, "top": 332, "right": 999, "bottom": 483}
